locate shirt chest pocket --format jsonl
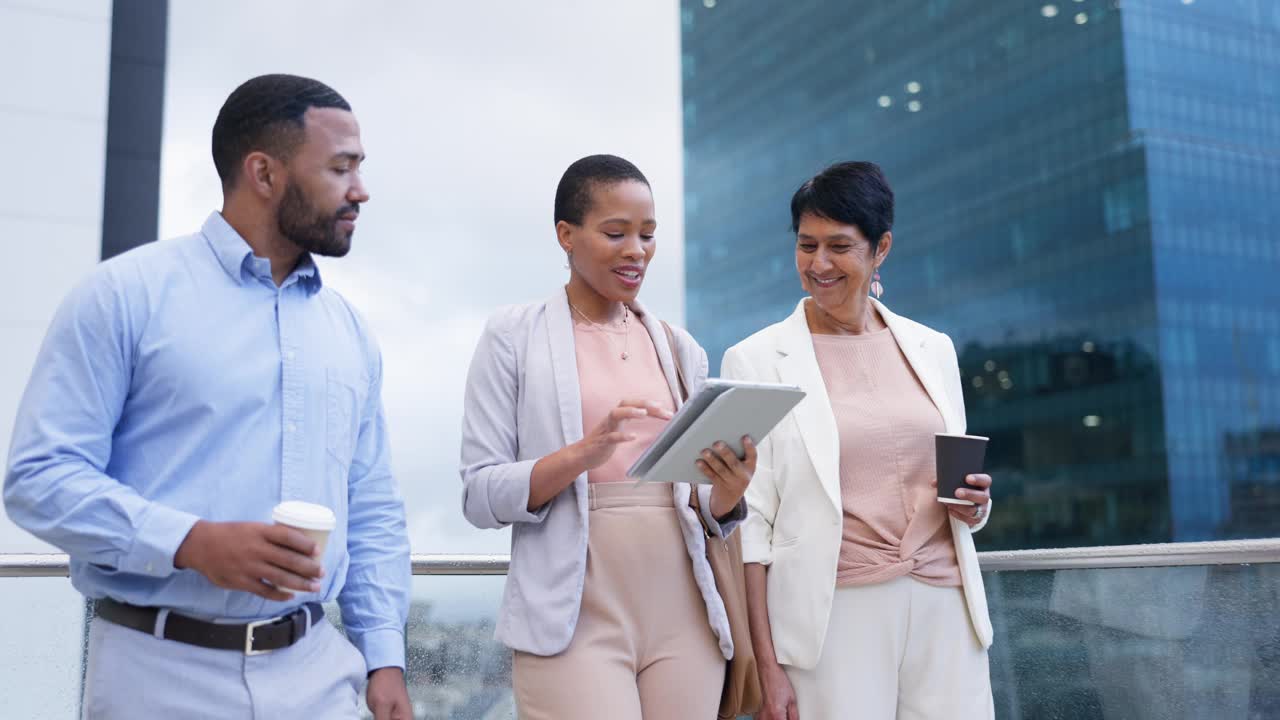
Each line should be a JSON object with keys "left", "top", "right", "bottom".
{"left": 326, "top": 368, "right": 364, "bottom": 468}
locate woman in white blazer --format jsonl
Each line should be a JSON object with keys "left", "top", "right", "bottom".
{"left": 721, "top": 162, "right": 995, "bottom": 720}
{"left": 459, "top": 155, "right": 753, "bottom": 720}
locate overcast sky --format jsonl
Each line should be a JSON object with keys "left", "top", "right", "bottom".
{"left": 156, "top": 1, "right": 686, "bottom": 619}
{"left": 0, "top": 4, "right": 682, "bottom": 713}
{"left": 1, "top": 1, "right": 683, "bottom": 643}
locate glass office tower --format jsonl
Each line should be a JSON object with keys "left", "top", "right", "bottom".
{"left": 681, "top": 0, "right": 1280, "bottom": 548}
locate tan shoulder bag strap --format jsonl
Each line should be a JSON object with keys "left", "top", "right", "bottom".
{"left": 660, "top": 320, "right": 690, "bottom": 404}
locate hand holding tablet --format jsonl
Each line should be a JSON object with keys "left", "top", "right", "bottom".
{"left": 626, "top": 379, "right": 805, "bottom": 485}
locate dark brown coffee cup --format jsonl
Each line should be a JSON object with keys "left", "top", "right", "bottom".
{"left": 935, "top": 433, "right": 988, "bottom": 506}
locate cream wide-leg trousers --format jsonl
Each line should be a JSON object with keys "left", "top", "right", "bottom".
{"left": 787, "top": 574, "right": 994, "bottom": 720}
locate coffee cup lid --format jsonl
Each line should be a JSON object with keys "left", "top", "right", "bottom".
{"left": 935, "top": 432, "right": 989, "bottom": 441}
{"left": 272, "top": 501, "right": 336, "bottom": 531}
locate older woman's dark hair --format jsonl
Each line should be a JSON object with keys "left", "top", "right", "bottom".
{"left": 790, "top": 161, "right": 895, "bottom": 251}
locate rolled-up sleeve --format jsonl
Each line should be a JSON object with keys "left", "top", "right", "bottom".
{"left": 4, "top": 269, "right": 199, "bottom": 577}
{"left": 937, "top": 333, "right": 993, "bottom": 535}
{"left": 719, "top": 347, "right": 779, "bottom": 565}
{"left": 338, "top": 344, "right": 411, "bottom": 672}
{"left": 740, "top": 435, "right": 779, "bottom": 565}
{"left": 971, "top": 498, "right": 993, "bottom": 534}
{"left": 460, "top": 313, "right": 549, "bottom": 529}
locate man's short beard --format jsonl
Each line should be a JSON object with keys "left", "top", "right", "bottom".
{"left": 277, "top": 181, "right": 353, "bottom": 258}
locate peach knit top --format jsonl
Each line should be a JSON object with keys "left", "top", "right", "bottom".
{"left": 575, "top": 315, "right": 675, "bottom": 484}
{"left": 812, "top": 328, "right": 962, "bottom": 588}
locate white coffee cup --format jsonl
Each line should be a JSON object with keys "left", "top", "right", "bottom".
{"left": 271, "top": 501, "right": 336, "bottom": 558}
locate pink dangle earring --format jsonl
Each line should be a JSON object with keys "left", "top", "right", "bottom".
{"left": 871, "top": 266, "right": 884, "bottom": 299}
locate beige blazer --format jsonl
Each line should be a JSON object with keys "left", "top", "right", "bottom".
{"left": 721, "top": 298, "right": 994, "bottom": 670}
{"left": 460, "top": 292, "right": 744, "bottom": 659}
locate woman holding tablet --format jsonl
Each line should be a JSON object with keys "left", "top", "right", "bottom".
{"left": 459, "top": 154, "right": 752, "bottom": 719}
{"left": 721, "top": 161, "right": 995, "bottom": 720}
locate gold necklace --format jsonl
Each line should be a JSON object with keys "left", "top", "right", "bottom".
{"left": 569, "top": 302, "right": 631, "bottom": 360}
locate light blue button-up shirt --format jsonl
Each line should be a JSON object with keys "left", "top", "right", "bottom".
{"left": 4, "top": 212, "right": 410, "bottom": 671}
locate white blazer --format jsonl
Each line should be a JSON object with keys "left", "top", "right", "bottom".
{"left": 721, "top": 298, "right": 994, "bottom": 670}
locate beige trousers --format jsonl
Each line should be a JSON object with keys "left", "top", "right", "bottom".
{"left": 513, "top": 482, "right": 725, "bottom": 720}
{"left": 787, "top": 575, "right": 994, "bottom": 720}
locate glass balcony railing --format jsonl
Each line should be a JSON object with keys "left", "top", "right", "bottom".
{"left": 3, "top": 542, "right": 1278, "bottom": 719}
{"left": 0, "top": 570, "right": 86, "bottom": 720}
{"left": 981, "top": 541, "right": 1280, "bottom": 719}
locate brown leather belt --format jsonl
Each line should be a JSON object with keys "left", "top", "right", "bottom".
{"left": 95, "top": 598, "right": 325, "bottom": 655}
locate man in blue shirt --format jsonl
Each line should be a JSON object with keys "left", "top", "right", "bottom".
{"left": 5, "top": 74, "right": 412, "bottom": 719}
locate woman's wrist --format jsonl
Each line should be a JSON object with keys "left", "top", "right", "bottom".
{"left": 757, "top": 652, "right": 787, "bottom": 679}
{"left": 530, "top": 442, "right": 591, "bottom": 510}
{"left": 708, "top": 486, "right": 741, "bottom": 520}
{"left": 558, "top": 441, "right": 585, "bottom": 474}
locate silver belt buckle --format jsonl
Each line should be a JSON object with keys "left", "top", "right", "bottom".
{"left": 244, "top": 615, "right": 284, "bottom": 656}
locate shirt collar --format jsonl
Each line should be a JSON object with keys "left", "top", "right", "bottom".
{"left": 201, "top": 211, "right": 324, "bottom": 294}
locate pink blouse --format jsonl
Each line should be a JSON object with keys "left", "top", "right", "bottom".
{"left": 574, "top": 316, "right": 675, "bottom": 483}
{"left": 812, "top": 328, "right": 962, "bottom": 588}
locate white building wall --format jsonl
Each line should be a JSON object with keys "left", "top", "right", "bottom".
{"left": 0, "top": 1, "right": 111, "bottom": 549}
{"left": 0, "top": 3, "right": 113, "bottom": 716}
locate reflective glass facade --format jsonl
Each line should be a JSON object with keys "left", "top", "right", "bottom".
{"left": 681, "top": 0, "right": 1280, "bottom": 548}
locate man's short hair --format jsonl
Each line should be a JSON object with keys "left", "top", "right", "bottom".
{"left": 211, "top": 74, "right": 351, "bottom": 189}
